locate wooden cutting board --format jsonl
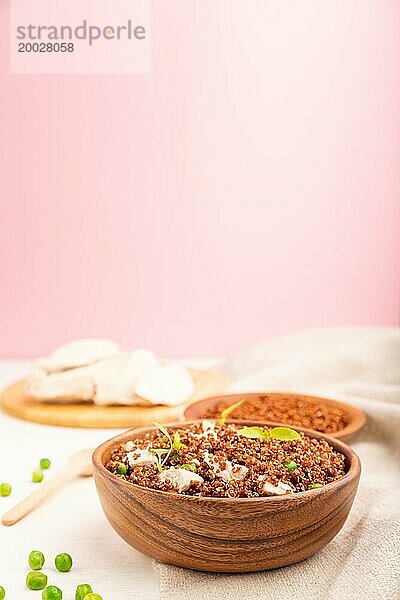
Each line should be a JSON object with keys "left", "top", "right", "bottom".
{"left": 0, "top": 369, "right": 230, "bottom": 428}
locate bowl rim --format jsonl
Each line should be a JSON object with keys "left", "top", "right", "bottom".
{"left": 183, "top": 391, "right": 367, "bottom": 439}
{"left": 92, "top": 419, "right": 361, "bottom": 503}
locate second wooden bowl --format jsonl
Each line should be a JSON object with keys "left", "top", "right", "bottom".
{"left": 184, "top": 392, "right": 367, "bottom": 440}
{"left": 92, "top": 421, "right": 361, "bottom": 572}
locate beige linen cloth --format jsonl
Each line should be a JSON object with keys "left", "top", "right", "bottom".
{"left": 155, "top": 328, "right": 400, "bottom": 600}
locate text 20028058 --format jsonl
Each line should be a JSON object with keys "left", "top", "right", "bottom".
{"left": 18, "top": 43, "right": 74, "bottom": 53}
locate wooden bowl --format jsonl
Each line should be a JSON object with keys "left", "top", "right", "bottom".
{"left": 92, "top": 420, "right": 361, "bottom": 572}
{"left": 184, "top": 392, "right": 366, "bottom": 441}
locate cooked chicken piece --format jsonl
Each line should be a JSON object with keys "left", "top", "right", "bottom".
{"left": 159, "top": 467, "right": 204, "bottom": 492}
{"left": 27, "top": 364, "right": 95, "bottom": 401}
{"left": 126, "top": 448, "right": 158, "bottom": 467}
{"left": 192, "top": 420, "right": 217, "bottom": 439}
{"left": 135, "top": 364, "right": 194, "bottom": 406}
{"left": 36, "top": 338, "right": 120, "bottom": 373}
{"left": 203, "top": 451, "right": 248, "bottom": 482}
{"left": 93, "top": 349, "right": 158, "bottom": 406}
{"left": 262, "top": 480, "right": 293, "bottom": 495}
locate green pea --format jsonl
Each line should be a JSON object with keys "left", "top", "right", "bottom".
{"left": 75, "top": 584, "right": 93, "bottom": 600}
{"left": 83, "top": 594, "right": 102, "bottom": 600}
{"left": 116, "top": 462, "right": 127, "bottom": 475}
{"left": 309, "top": 483, "right": 323, "bottom": 489}
{"left": 42, "top": 586, "right": 62, "bottom": 600}
{"left": 40, "top": 458, "right": 51, "bottom": 470}
{"left": 32, "top": 470, "right": 44, "bottom": 483}
{"left": 55, "top": 553, "right": 73, "bottom": 572}
{"left": 26, "top": 571, "right": 48, "bottom": 590}
{"left": 0, "top": 585, "right": 5, "bottom": 599}
{"left": 29, "top": 550, "right": 45, "bottom": 570}
{"left": 283, "top": 460, "right": 298, "bottom": 472}
{"left": 0, "top": 483, "right": 11, "bottom": 497}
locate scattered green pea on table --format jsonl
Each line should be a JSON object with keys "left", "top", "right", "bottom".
{"left": 55, "top": 553, "right": 73, "bottom": 572}
{"left": 32, "top": 470, "right": 44, "bottom": 483}
{"left": 42, "top": 586, "right": 62, "bottom": 600}
{"left": 29, "top": 550, "right": 45, "bottom": 570}
{"left": 75, "top": 584, "right": 93, "bottom": 600}
{"left": 6, "top": 550, "right": 103, "bottom": 599}
{"left": 40, "top": 458, "right": 51, "bottom": 470}
{"left": 0, "top": 483, "right": 12, "bottom": 497}
{"left": 26, "top": 571, "right": 48, "bottom": 590}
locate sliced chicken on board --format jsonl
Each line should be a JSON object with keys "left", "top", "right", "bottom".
{"left": 135, "top": 364, "right": 195, "bottom": 406}
{"left": 36, "top": 338, "right": 120, "bottom": 373}
{"left": 93, "top": 349, "right": 158, "bottom": 406}
{"left": 28, "top": 364, "right": 96, "bottom": 402}
{"left": 27, "top": 340, "right": 195, "bottom": 407}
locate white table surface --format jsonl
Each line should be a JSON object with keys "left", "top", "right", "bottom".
{"left": 0, "top": 359, "right": 218, "bottom": 599}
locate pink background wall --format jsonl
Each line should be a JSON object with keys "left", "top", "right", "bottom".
{"left": 0, "top": 1, "right": 399, "bottom": 358}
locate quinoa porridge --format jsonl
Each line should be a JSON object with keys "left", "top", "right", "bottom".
{"left": 105, "top": 421, "right": 347, "bottom": 498}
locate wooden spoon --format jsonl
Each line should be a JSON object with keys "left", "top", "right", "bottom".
{"left": 2, "top": 448, "right": 93, "bottom": 526}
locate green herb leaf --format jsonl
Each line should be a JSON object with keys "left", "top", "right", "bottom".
{"left": 149, "top": 448, "right": 170, "bottom": 472}
{"left": 237, "top": 426, "right": 269, "bottom": 439}
{"left": 151, "top": 422, "right": 177, "bottom": 468}
{"left": 152, "top": 421, "right": 172, "bottom": 444}
{"left": 283, "top": 460, "right": 298, "bottom": 472}
{"left": 309, "top": 483, "right": 323, "bottom": 489}
{"left": 172, "top": 431, "right": 187, "bottom": 452}
{"left": 181, "top": 463, "right": 198, "bottom": 473}
{"left": 218, "top": 399, "right": 245, "bottom": 425}
{"left": 269, "top": 427, "right": 301, "bottom": 441}
{"left": 238, "top": 426, "right": 301, "bottom": 442}
{"left": 150, "top": 448, "right": 170, "bottom": 459}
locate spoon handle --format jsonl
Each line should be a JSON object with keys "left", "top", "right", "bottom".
{"left": 2, "top": 467, "right": 78, "bottom": 526}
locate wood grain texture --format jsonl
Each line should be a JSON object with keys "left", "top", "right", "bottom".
{"left": 184, "top": 392, "right": 367, "bottom": 441}
{"left": 92, "top": 421, "right": 361, "bottom": 572}
{"left": 0, "top": 369, "right": 230, "bottom": 428}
